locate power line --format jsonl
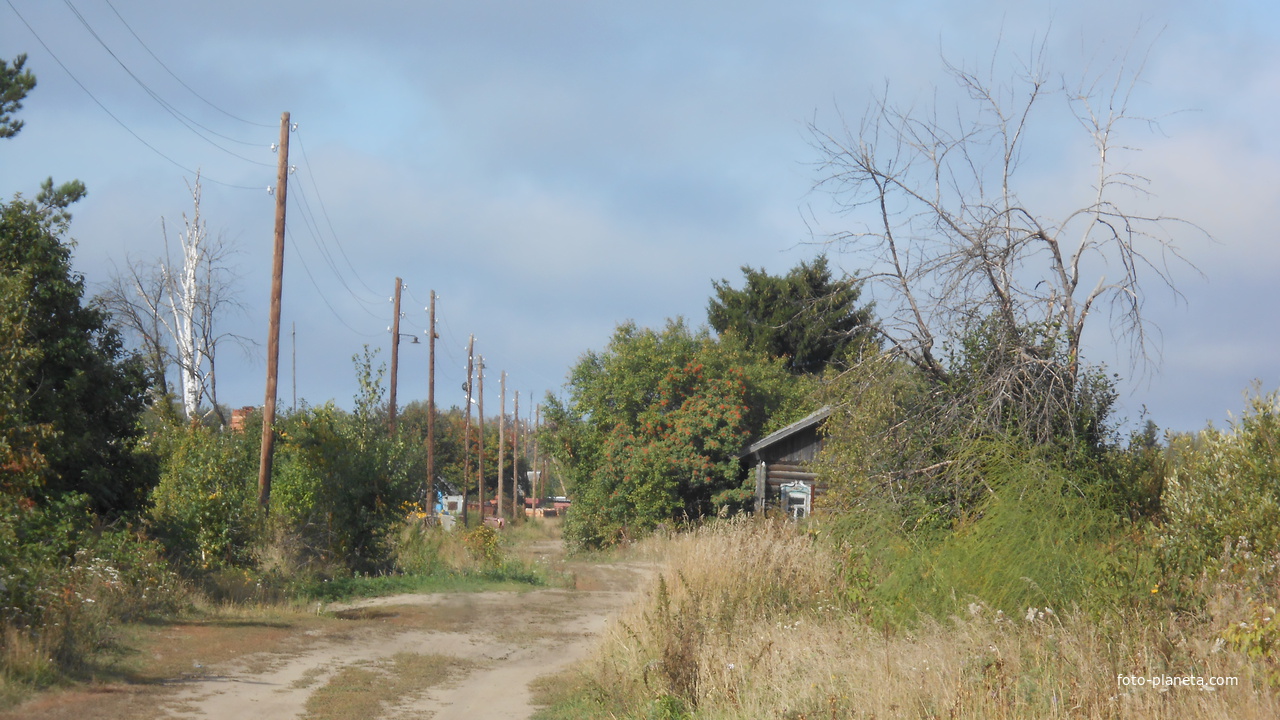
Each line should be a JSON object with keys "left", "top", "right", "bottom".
{"left": 285, "top": 226, "right": 379, "bottom": 338}
{"left": 102, "top": 0, "right": 274, "bottom": 129}
{"left": 293, "top": 128, "right": 381, "bottom": 298}
{"left": 288, "top": 167, "right": 383, "bottom": 318}
{"left": 62, "top": 0, "right": 274, "bottom": 165}
{"left": 4, "top": 0, "right": 262, "bottom": 190}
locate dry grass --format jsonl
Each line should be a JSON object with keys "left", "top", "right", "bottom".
{"left": 548, "top": 516, "right": 1280, "bottom": 719}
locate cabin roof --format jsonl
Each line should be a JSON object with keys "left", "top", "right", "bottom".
{"left": 737, "top": 405, "right": 831, "bottom": 459}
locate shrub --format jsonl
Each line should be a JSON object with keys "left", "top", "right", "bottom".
{"left": 825, "top": 438, "right": 1158, "bottom": 623}
{"left": 270, "top": 402, "right": 425, "bottom": 570}
{"left": 0, "top": 495, "right": 187, "bottom": 686}
{"left": 1159, "top": 387, "right": 1280, "bottom": 588}
{"left": 148, "top": 424, "right": 262, "bottom": 569}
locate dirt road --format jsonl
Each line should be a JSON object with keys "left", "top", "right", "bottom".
{"left": 4, "top": 540, "right": 651, "bottom": 720}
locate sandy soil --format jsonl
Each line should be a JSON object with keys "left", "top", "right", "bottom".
{"left": 164, "top": 579, "right": 643, "bottom": 719}
{"left": 3, "top": 540, "right": 651, "bottom": 720}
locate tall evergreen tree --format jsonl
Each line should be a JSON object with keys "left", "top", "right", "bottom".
{"left": 0, "top": 195, "right": 153, "bottom": 514}
{"left": 1, "top": 55, "right": 152, "bottom": 515}
{"left": 708, "top": 256, "right": 872, "bottom": 374}
{"left": 1, "top": 54, "right": 36, "bottom": 140}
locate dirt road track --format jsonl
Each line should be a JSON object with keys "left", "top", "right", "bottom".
{"left": 0, "top": 542, "right": 652, "bottom": 720}
{"left": 161, "top": 550, "right": 650, "bottom": 719}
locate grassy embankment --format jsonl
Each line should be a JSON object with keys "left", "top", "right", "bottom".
{"left": 534, "top": 516, "right": 1280, "bottom": 719}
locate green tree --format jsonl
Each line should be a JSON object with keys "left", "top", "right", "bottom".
{"left": 0, "top": 193, "right": 151, "bottom": 515}
{"left": 1, "top": 51, "right": 150, "bottom": 514}
{"left": 708, "top": 256, "right": 872, "bottom": 375}
{"left": 1, "top": 54, "right": 37, "bottom": 139}
{"left": 548, "top": 319, "right": 810, "bottom": 549}
{"left": 267, "top": 348, "right": 426, "bottom": 569}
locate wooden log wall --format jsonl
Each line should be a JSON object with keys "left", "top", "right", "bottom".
{"left": 761, "top": 462, "right": 828, "bottom": 505}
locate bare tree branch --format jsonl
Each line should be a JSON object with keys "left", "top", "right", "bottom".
{"left": 811, "top": 43, "right": 1207, "bottom": 447}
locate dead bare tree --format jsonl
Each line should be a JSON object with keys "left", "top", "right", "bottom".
{"left": 101, "top": 173, "right": 253, "bottom": 425}
{"left": 811, "top": 41, "right": 1205, "bottom": 445}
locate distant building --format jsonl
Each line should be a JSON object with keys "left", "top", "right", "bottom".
{"left": 737, "top": 406, "right": 831, "bottom": 517}
{"left": 229, "top": 406, "right": 257, "bottom": 433}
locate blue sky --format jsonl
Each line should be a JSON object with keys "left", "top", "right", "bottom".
{"left": 2, "top": 0, "right": 1277, "bottom": 434}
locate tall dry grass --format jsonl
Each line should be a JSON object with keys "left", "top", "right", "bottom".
{"left": 561, "top": 517, "right": 1280, "bottom": 719}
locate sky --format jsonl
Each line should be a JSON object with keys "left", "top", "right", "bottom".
{"left": 2, "top": 0, "right": 1277, "bottom": 435}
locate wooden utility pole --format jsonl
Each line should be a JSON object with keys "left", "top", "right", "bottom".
{"left": 388, "top": 277, "right": 403, "bottom": 435}
{"left": 426, "top": 291, "right": 437, "bottom": 516}
{"left": 258, "top": 111, "right": 290, "bottom": 509}
{"left": 498, "top": 372, "right": 506, "bottom": 521}
{"left": 512, "top": 390, "right": 520, "bottom": 519}
{"left": 477, "top": 356, "right": 486, "bottom": 519}
{"left": 535, "top": 404, "right": 540, "bottom": 499}
{"left": 532, "top": 403, "right": 540, "bottom": 505}
{"left": 461, "top": 335, "right": 474, "bottom": 526}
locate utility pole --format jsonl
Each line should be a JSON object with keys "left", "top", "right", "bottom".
{"left": 529, "top": 399, "right": 540, "bottom": 507}
{"left": 498, "top": 372, "right": 506, "bottom": 521}
{"left": 258, "top": 110, "right": 290, "bottom": 509}
{"left": 388, "top": 277, "right": 403, "bottom": 435}
{"left": 512, "top": 390, "right": 520, "bottom": 519}
{"left": 535, "top": 404, "right": 540, "bottom": 504}
{"left": 426, "top": 291, "right": 437, "bottom": 517}
{"left": 461, "top": 335, "right": 474, "bottom": 526}
{"left": 477, "top": 356, "right": 486, "bottom": 520}
{"left": 291, "top": 321, "right": 296, "bottom": 413}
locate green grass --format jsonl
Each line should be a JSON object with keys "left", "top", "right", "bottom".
{"left": 295, "top": 561, "right": 552, "bottom": 603}
{"left": 301, "top": 652, "right": 472, "bottom": 720}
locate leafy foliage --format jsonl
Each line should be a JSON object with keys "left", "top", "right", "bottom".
{"left": 708, "top": 255, "right": 872, "bottom": 375}
{"left": 268, "top": 348, "right": 428, "bottom": 570}
{"left": 0, "top": 194, "right": 152, "bottom": 515}
{"left": 863, "top": 445, "right": 1152, "bottom": 621}
{"left": 0, "top": 491, "right": 187, "bottom": 682}
{"left": 817, "top": 320, "right": 1120, "bottom": 536}
{"left": 148, "top": 424, "right": 262, "bottom": 569}
{"left": 1159, "top": 387, "right": 1280, "bottom": 585}
{"left": 548, "top": 320, "right": 811, "bottom": 549}
{"left": 0, "top": 54, "right": 36, "bottom": 140}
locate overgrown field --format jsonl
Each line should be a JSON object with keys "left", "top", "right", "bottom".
{"left": 536, "top": 391, "right": 1280, "bottom": 719}
{"left": 537, "top": 518, "right": 1279, "bottom": 719}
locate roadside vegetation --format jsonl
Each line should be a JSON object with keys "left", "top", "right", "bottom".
{"left": 532, "top": 390, "right": 1280, "bottom": 719}
{"left": 4, "top": 33, "right": 1279, "bottom": 720}
{"left": 1, "top": 52, "right": 552, "bottom": 710}
{"left": 534, "top": 44, "right": 1280, "bottom": 719}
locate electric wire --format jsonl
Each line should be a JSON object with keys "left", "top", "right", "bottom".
{"left": 289, "top": 174, "right": 382, "bottom": 311}
{"left": 102, "top": 0, "right": 274, "bottom": 129}
{"left": 4, "top": 0, "right": 262, "bottom": 190}
{"left": 285, "top": 226, "right": 379, "bottom": 338}
{"left": 62, "top": 0, "right": 274, "bottom": 164}
{"left": 293, "top": 128, "right": 381, "bottom": 298}
{"left": 288, "top": 174, "right": 383, "bottom": 319}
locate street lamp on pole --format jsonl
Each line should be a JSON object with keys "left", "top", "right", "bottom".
{"left": 388, "top": 277, "right": 422, "bottom": 435}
